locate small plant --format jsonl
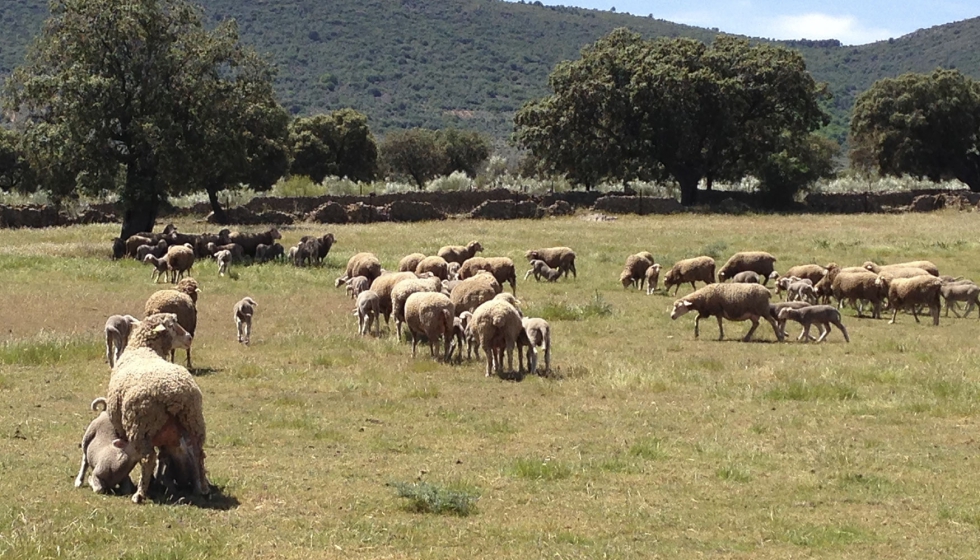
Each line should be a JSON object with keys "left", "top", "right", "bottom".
{"left": 530, "top": 292, "right": 613, "bottom": 322}
{"left": 509, "top": 457, "right": 572, "bottom": 481}
{"left": 391, "top": 481, "right": 480, "bottom": 516}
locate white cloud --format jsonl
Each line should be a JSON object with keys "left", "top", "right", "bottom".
{"left": 771, "top": 13, "right": 895, "bottom": 45}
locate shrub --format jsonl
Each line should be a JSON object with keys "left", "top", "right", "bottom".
{"left": 391, "top": 481, "right": 480, "bottom": 516}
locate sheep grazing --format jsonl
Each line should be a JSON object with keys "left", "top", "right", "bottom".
{"left": 437, "top": 241, "right": 484, "bottom": 265}
{"left": 458, "top": 256, "right": 517, "bottom": 294}
{"left": 644, "top": 264, "right": 662, "bottom": 295}
{"left": 369, "top": 271, "right": 418, "bottom": 326}
{"left": 620, "top": 252, "right": 655, "bottom": 290}
{"left": 105, "top": 314, "right": 140, "bottom": 369}
{"left": 670, "top": 283, "right": 783, "bottom": 342}
{"left": 831, "top": 270, "right": 885, "bottom": 318}
{"left": 524, "top": 247, "right": 576, "bottom": 278}
{"left": 354, "top": 290, "right": 382, "bottom": 336}
{"left": 255, "top": 242, "right": 285, "bottom": 263}
{"left": 525, "top": 259, "right": 562, "bottom": 282}
{"left": 940, "top": 281, "right": 980, "bottom": 318}
{"left": 717, "top": 252, "right": 777, "bottom": 285}
{"left": 345, "top": 275, "right": 371, "bottom": 299}
{"left": 521, "top": 317, "right": 551, "bottom": 374}
{"left": 106, "top": 313, "right": 208, "bottom": 504}
{"left": 229, "top": 227, "right": 282, "bottom": 258}
{"left": 214, "top": 249, "right": 232, "bottom": 277}
{"left": 335, "top": 252, "right": 383, "bottom": 286}
{"left": 882, "top": 275, "right": 943, "bottom": 325}
{"left": 391, "top": 276, "right": 444, "bottom": 339}
{"left": 470, "top": 293, "right": 525, "bottom": 376}
{"left": 731, "top": 271, "right": 761, "bottom": 284}
{"left": 166, "top": 244, "right": 196, "bottom": 283}
{"left": 398, "top": 253, "right": 426, "bottom": 273}
{"left": 663, "top": 256, "right": 716, "bottom": 295}
{"left": 144, "top": 278, "right": 200, "bottom": 369}
{"left": 415, "top": 255, "right": 451, "bottom": 280}
{"left": 864, "top": 260, "right": 939, "bottom": 277}
{"left": 404, "top": 292, "right": 455, "bottom": 360}
{"left": 74, "top": 397, "right": 139, "bottom": 494}
{"left": 777, "top": 305, "right": 850, "bottom": 343}
{"left": 144, "top": 254, "right": 170, "bottom": 283}
{"left": 233, "top": 297, "right": 257, "bottom": 345}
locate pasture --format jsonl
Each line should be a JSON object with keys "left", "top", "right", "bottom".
{"left": 2, "top": 211, "right": 980, "bottom": 558}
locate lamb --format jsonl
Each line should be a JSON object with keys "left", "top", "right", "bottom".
{"left": 144, "top": 278, "right": 199, "bottom": 369}
{"left": 940, "top": 281, "right": 980, "bottom": 318}
{"left": 125, "top": 235, "right": 155, "bottom": 258}
{"left": 620, "top": 253, "right": 655, "bottom": 290}
{"left": 524, "top": 247, "right": 576, "bottom": 278}
{"left": 233, "top": 297, "right": 257, "bottom": 345}
{"left": 334, "top": 252, "right": 383, "bottom": 286}
{"left": 448, "top": 311, "right": 480, "bottom": 363}
{"left": 670, "top": 283, "right": 783, "bottom": 342}
{"left": 398, "top": 253, "right": 426, "bottom": 273}
{"left": 354, "top": 290, "right": 382, "bottom": 336}
{"left": 731, "top": 271, "right": 761, "bottom": 284}
{"left": 780, "top": 264, "right": 829, "bottom": 286}
{"left": 74, "top": 397, "right": 139, "bottom": 494}
{"left": 369, "top": 271, "right": 418, "bottom": 326}
{"left": 254, "top": 242, "right": 285, "bottom": 263}
{"left": 166, "top": 244, "right": 196, "bottom": 283}
{"left": 415, "top": 255, "right": 451, "bottom": 280}
{"left": 228, "top": 227, "right": 282, "bottom": 258}
{"left": 881, "top": 275, "right": 943, "bottom": 325}
{"left": 521, "top": 317, "right": 551, "bottom": 374}
{"left": 864, "top": 260, "right": 939, "bottom": 277}
{"left": 437, "top": 241, "right": 483, "bottom": 265}
{"left": 663, "top": 256, "right": 716, "bottom": 295}
{"left": 404, "top": 292, "right": 455, "bottom": 360}
{"left": 717, "top": 252, "right": 777, "bottom": 285}
{"left": 777, "top": 305, "right": 850, "bottom": 343}
{"left": 458, "top": 256, "right": 517, "bottom": 294}
{"left": 345, "top": 276, "right": 371, "bottom": 299}
{"left": 106, "top": 313, "right": 208, "bottom": 504}
{"left": 391, "top": 276, "right": 444, "bottom": 339}
{"left": 136, "top": 239, "right": 169, "bottom": 262}
{"left": 470, "top": 293, "right": 525, "bottom": 376}
{"left": 831, "top": 270, "right": 885, "bottom": 318}
{"left": 770, "top": 300, "right": 813, "bottom": 339}
{"left": 644, "top": 264, "right": 662, "bottom": 295}
{"left": 292, "top": 237, "right": 321, "bottom": 267}
{"left": 451, "top": 272, "right": 502, "bottom": 316}
{"left": 144, "top": 254, "right": 170, "bottom": 283}
{"left": 786, "top": 279, "right": 818, "bottom": 304}
{"left": 525, "top": 259, "right": 563, "bottom": 282}
{"left": 447, "top": 262, "right": 461, "bottom": 281}
{"left": 214, "top": 249, "right": 232, "bottom": 277}
{"left": 105, "top": 315, "right": 140, "bottom": 368}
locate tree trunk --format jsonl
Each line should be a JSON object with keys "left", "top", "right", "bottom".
{"left": 120, "top": 204, "right": 158, "bottom": 240}
{"left": 207, "top": 185, "right": 229, "bottom": 224}
{"left": 679, "top": 176, "right": 700, "bottom": 206}
{"left": 119, "top": 160, "right": 162, "bottom": 240}
{"left": 953, "top": 155, "right": 980, "bottom": 192}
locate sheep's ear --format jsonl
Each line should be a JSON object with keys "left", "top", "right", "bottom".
{"left": 681, "top": 301, "right": 693, "bottom": 308}
{"left": 112, "top": 438, "right": 128, "bottom": 449}
{"left": 152, "top": 324, "right": 168, "bottom": 333}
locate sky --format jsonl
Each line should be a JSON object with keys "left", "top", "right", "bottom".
{"left": 508, "top": 0, "right": 979, "bottom": 45}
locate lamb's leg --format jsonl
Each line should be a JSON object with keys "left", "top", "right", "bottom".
{"left": 74, "top": 451, "right": 89, "bottom": 488}
{"left": 742, "top": 317, "right": 759, "bottom": 342}
{"left": 244, "top": 320, "right": 251, "bottom": 345}
{"left": 236, "top": 317, "right": 244, "bottom": 343}
{"left": 816, "top": 323, "right": 830, "bottom": 343}
{"left": 833, "top": 320, "right": 850, "bottom": 342}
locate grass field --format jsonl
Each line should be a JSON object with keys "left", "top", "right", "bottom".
{"left": 2, "top": 211, "right": 980, "bottom": 558}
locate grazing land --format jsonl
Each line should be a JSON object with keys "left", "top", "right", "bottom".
{"left": 2, "top": 211, "right": 980, "bottom": 558}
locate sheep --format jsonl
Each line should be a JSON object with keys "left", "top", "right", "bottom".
{"left": 144, "top": 254, "right": 170, "bottom": 283}
{"left": 731, "top": 271, "right": 761, "bottom": 284}
{"left": 214, "top": 249, "right": 232, "bottom": 277}
{"left": 136, "top": 239, "right": 169, "bottom": 262}
{"left": 470, "top": 293, "right": 525, "bottom": 376}
{"left": 105, "top": 315, "right": 140, "bottom": 369}
{"left": 354, "top": 290, "right": 381, "bottom": 336}
{"left": 312, "top": 233, "right": 335, "bottom": 264}
{"left": 437, "top": 241, "right": 483, "bottom": 265}
{"left": 144, "top": 278, "right": 199, "bottom": 369}
{"left": 777, "top": 305, "right": 850, "bottom": 343}
{"left": 447, "top": 261, "right": 461, "bottom": 281}
{"left": 940, "top": 281, "right": 980, "bottom": 318}
{"left": 864, "top": 260, "right": 939, "bottom": 277}
{"left": 229, "top": 227, "right": 282, "bottom": 258}
{"left": 345, "top": 275, "right": 371, "bottom": 299}
{"left": 769, "top": 300, "right": 813, "bottom": 339}
{"left": 451, "top": 272, "right": 502, "bottom": 316}
{"left": 233, "top": 297, "right": 257, "bottom": 345}
{"left": 521, "top": 317, "right": 551, "bottom": 374}
{"left": 166, "top": 244, "right": 195, "bottom": 283}
{"left": 255, "top": 242, "right": 285, "bottom": 263}
{"left": 778, "top": 264, "right": 829, "bottom": 286}
{"left": 106, "top": 313, "right": 208, "bottom": 504}
{"left": 525, "top": 259, "right": 562, "bottom": 282}
{"left": 369, "top": 271, "right": 418, "bottom": 326}
{"left": 786, "top": 279, "right": 818, "bottom": 304}
{"left": 293, "top": 237, "right": 320, "bottom": 267}
{"left": 524, "top": 247, "right": 576, "bottom": 278}
{"left": 831, "top": 270, "right": 885, "bottom": 318}
{"left": 644, "top": 264, "right": 662, "bottom": 295}
{"left": 874, "top": 267, "right": 933, "bottom": 289}
{"left": 398, "top": 253, "right": 426, "bottom": 273}
{"left": 391, "top": 276, "right": 444, "bottom": 339}
{"left": 125, "top": 235, "right": 155, "bottom": 258}
{"left": 74, "top": 397, "right": 139, "bottom": 494}
{"left": 459, "top": 256, "right": 517, "bottom": 294}
{"left": 620, "top": 253, "right": 655, "bottom": 290}
{"left": 881, "top": 275, "right": 943, "bottom": 325}
{"left": 415, "top": 255, "right": 451, "bottom": 280}
{"left": 813, "top": 264, "right": 867, "bottom": 304}
{"left": 335, "top": 252, "right": 383, "bottom": 286}
{"left": 717, "top": 252, "right": 777, "bottom": 285}
{"left": 663, "top": 256, "right": 716, "bottom": 295}
{"left": 670, "top": 283, "right": 783, "bottom": 342}
{"left": 404, "top": 292, "right": 455, "bottom": 360}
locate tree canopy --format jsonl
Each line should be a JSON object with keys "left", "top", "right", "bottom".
{"left": 3, "top": 0, "right": 289, "bottom": 236}
{"left": 514, "top": 29, "right": 831, "bottom": 204}
{"left": 849, "top": 69, "right": 980, "bottom": 191}
{"left": 379, "top": 127, "right": 492, "bottom": 189}
{"left": 289, "top": 109, "right": 379, "bottom": 184}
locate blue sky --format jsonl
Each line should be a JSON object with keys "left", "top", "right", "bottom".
{"left": 508, "top": 0, "right": 979, "bottom": 45}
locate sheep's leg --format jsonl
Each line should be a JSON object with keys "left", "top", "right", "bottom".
{"left": 765, "top": 315, "right": 783, "bottom": 342}
{"left": 185, "top": 348, "right": 193, "bottom": 371}
{"left": 74, "top": 451, "right": 89, "bottom": 488}
{"left": 816, "top": 323, "right": 830, "bottom": 343}
{"left": 373, "top": 314, "right": 381, "bottom": 337}
{"left": 544, "top": 342, "right": 551, "bottom": 372}
{"left": 716, "top": 316, "right": 725, "bottom": 341}
{"left": 506, "top": 342, "right": 515, "bottom": 373}
{"left": 484, "top": 344, "right": 493, "bottom": 377}
{"left": 694, "top": 315, "right": 702, "bottom": 338}
{"left": 133, "top": 449, "right": 157, "bottom": 504}
{"left": 411, "top": 334, "right": 419, "bottom": 358}
{"left": 930, "top": 303, "right": 940, "bottom": 326}
{"left": 742, "top": 317, "right": 759, "bottom": 342}
{"left": 244, "top": 320, "right": 251, "bottom": 345}
{"left": 910, "top": 305, "right": 921, "bottom": 323}
{"left": 834, "top": 320, "right": 850, "bottom": 342}
{"left": 889, "top": 308, "right": 899, "bottom": 324}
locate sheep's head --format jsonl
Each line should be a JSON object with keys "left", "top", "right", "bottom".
{"left": 135, "top": 313, "right": 193, "bottom": 356}
{"left": 468, "top": 241, "right": 483, "bottom": 254}
{"left": 863, "top": 261, "right": 880, "bottom": 273}
{"left": 670, "top": 299, "right": 695, "bottom": 320}
{"left": 269, "top": 228, "right": 282, "bottom": 240}
{"left": 717, "top": 270, "right": 729, "bottom": 282}
{"left": 776, "top": 308, "right": 796, "bottom": 320}
{"left": 524, "top": 250, "right": 539, "bottom": 262}
{"left": 619, "top": 270, "right": 633, "bottom": 289}
{"left": 175, "top": 278, "right": 200, "bottom": 301}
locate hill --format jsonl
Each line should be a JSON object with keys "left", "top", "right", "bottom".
{"left": 1, "top": 0, "right": 978, "bottom": 145}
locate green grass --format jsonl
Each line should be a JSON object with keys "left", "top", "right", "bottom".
{"left": 3, "top": 212, "right": 980, "bottom": 558}
{"left": 391, "top": 480, "right": 480, "bottom": 516}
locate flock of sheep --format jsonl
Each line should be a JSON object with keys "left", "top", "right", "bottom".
{"left": 82, "top": 223, "right": 973, "bottom": 505}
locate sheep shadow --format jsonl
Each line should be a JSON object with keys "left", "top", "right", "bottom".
{"left": 149, "top": 483, "right": 240, "bottom": 510}
{"left": 189, "top": 367, "right": 222, "bottom": 377}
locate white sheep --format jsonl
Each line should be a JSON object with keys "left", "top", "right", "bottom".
{"left": 831, "top": 271, "right": 885, "bottom": 318}
{"left": 144, "top": 277, "right": 199, "bottom": 369}
{"left": 644, "top": 264, "right": 662, "bottom": 295}
{"left": 166, "top": 244, "right": 196, "bottom": 283}
{"left": 107, "top": 313, "right": 209, "bottom": 504}
{"left": 438, "top": 241, "right": 484, "bottom": 265}
{"left": 730, "top": 271, "right": 761, "bottom": 284}
{"left": 391, "top": 276, "right": 444, "bottom": 339}
{"left": 74, "top": 397, "right": 139, "bottom": 494}
{"left": 233, "top": 297, "right": 257, "bottom": 345}
{"left": 521, "top": 317, "right": 551, "bottom": 374}
{"left": 777, "top": 305, "right": 850, "bottom": 343}
{"left": 670, "top": 283, "right": 782, "bottom": 342}
{"left": 105, "top": 314, "right": 140, "bottom": 369}
{"left": 470, "top": 293, "right": 525, "bottom": 376}
{"left": 143, "top": 253, "right": 170, "bottom": 283}
{"left": 404, "top": 292, "right": 455, "bottom": 360}
{"left": 354, "top": 290, "right": 381, "bottom": 336}
{"left": 214, "top": 249, "right": 232, "bottom": 277}
{"left": 786, "top": 279, "right": 818, "bottom": 304}
{"left": 345, "top": 275, "right": 371, "bottom": 299}
{"left": 883, "top": 275, "right": 943, "bottom": 325}
{"left": 524, "top": 247, "right": 576, "bottom": 278}
{"left": 620, "top": 252, "right": 655, "bottom": 289}
{"left": 864, "top": 260, "right": 939, "bottom": 277}
{"left": 940, "top": 281, "right": 980, "bottom": 318}
{"left": 663, "top": 256, "right": 716, "bottom": 295}
{"left": 717, "top": 252, "right": 777, "bottom": 285}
